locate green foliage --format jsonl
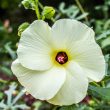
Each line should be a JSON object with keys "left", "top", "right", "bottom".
{"left": 0, "top": 0, "right": 110, "bottom": 109}
{"left": 33, "top": 101, "right": 42, "bottom": 110}
{"left": 0, "top": 66, "right": 13, "bottom": 76}
{"left": 59, "top": 105, "right": 77, "bottom": 110}
{"left": 59, "top": 104, "right": 94, "bottom": 110}
{"left": 89, "top": 85, "right": 110, "bottom": 101}
{"left": 0, "top": 83, "right": 29, "bottom": 110}
{"left": 56, "top": 2, "right": 88, "bottom": 20}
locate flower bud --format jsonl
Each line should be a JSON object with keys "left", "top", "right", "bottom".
{"left": 22, "top": 0, "right": 35, "bottom": 10}
{"left": 18, "top": 22, "right": 29, "bottom": 36}
{"left": 42, "top": 6, "right": 55, "bottom": 19}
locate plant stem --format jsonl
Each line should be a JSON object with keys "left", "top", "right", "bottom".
{"left": 52, "top": 106, "right": 58, "bottom": 110}
{"left": 92, "top": 82, "right": 100, "bottom": 87}
{"left": 75, "top": 0, "right": 88, "bottom": 22}
{"left": 101, "top": 81, "right": 105, "bottom": 87}
{"left": 38, "top": 2, "right": 44, "bottom": 10}
{"left": 51, "top": 18, "right": 56, "bottom": 22}
{"left": 42, "top": 16, "right": 45, "bottom": 20}
{"left": 35, "top": 0, "right": 40, "bottom": 19}
{"left": 0, "top": 79, "right": 7, "bottom": 83}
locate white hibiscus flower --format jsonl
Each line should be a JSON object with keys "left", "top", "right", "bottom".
{"left": 11, "top": 19, "right": 105, "bottom": 106}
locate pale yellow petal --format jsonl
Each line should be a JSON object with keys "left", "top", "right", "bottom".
{"left": 11, "top": 59, "right": 66, "bottom": 100}
{"left": 48, "top": 61, "right": 88, "bottom": 105}
{"left": 17, "top": 20, "right": 53, "bottom": 71}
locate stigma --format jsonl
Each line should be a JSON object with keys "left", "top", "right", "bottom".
{"left": 55, "top": 52, "right": 68, "bottom": 64}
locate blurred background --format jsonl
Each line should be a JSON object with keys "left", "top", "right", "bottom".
{"left": 0, "top": 0, "right": 110, "bottom": 110}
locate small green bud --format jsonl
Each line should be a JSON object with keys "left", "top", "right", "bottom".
{"left": 88, "top": 100, "right": 95, "bottom": 106}
{"left": 21, "top": 0, "right": 35, "bottom": 10}
{"left": 18, "top": 22, "right": 29, "bottom": 36}
{"left": 42, "top": 6, "right": 55, "bottom": 19}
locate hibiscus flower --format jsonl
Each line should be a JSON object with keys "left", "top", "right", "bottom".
{"left": 11, "top": 19, "right": 105, "bottom": 105}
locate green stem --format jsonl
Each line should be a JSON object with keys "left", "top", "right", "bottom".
{"left": 92, "top": 97, "right": 100, "bottom": 104}
{"left": 92, "top": 82, "right": 100, "bottom": 87}
{"left": 0, "top": 79, "right": 7, "bottom": 83}
{"left": 38, "top": 2, "right": 44, "bottom": 10}
{"left": 75, "top": 0, "right": 88, "bottom": 22}
{"left": 52, "top": 106, "right": 58, "bottom": 110}
{"left": 51, "top": 18, "right": 56, "bottom": 22}
{"left": 42, "top": 16, "right": 45, "bottom": 20}
{"left": 35, "top": 0, "right": 40, "bottom": 19}
{"left": 101, "top": 81, "right": 105, "bottom": 87}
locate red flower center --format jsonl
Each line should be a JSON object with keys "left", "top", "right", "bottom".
{"left": 55, "top": 52, "right": 68, "bottom": 64}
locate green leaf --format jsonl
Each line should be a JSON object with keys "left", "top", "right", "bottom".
{"left": 96, "top": 30, "right": 110, "bottom": 41}
{"left": 59, "top": 104, "right": 92, "bottom": 110}
{"left": 4, "top": 42, "right": 16, "bottom": 60}
{"left": 76, "top": 13, "right": 89, "bottom": 20}
{"left": 12, "top": 104, "right": 30, "bottom": 109}
{"left": 104, "top": 54, "right": 109, "bottom": 75}
{"left": 0, "top": 92, "right": 4, "bottom": 100}
{"left": 0, "top": 66, "right": 13, "bottom": 76}
{"left": 101, "top": 36, "right": 110, "bottom": 48}
{"left": 59, "top": 105, "right": 76, "bottom": 110}
{"left": 89, "top": 85, "right": 110, "bottom": 101}
{"left": 59, "top": 2, "right": 79, "bottom": 18}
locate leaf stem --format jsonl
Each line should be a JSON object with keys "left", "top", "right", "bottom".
{"left": 75, "top": 0, "right": 88, "bottom": 22}
{"left": 38, "top": 2, "right": 44, "bottom": 10}
{"left": 92, "top": 82, "right": 100, "bottom": 87}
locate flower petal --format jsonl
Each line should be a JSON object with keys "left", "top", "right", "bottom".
{"left": 69, "top": 40, "right": 105, "bottom": 82}
{"left": 11, "top": 59, "right": 66, "bottom": 100}
{"left": 17, "top": 20, "right": 53, "bottom": 70}
{"left": 51, "top": 19, "right": 95, "bottom": 49}
{"left": 48, "top": 61, "right": 88, "bottom": 105}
